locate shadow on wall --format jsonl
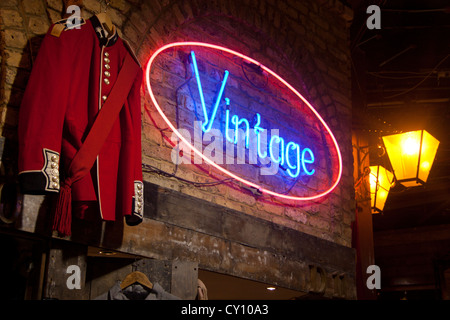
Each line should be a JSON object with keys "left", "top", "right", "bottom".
{"left": 0, "top": 14, "right": 47, "bottom": 229}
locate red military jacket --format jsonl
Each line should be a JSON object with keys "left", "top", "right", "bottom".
{"left": 18, "top": 15, "right": 144, "bottom": 227}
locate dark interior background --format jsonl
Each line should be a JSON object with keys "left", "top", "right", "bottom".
{"left": 350, "top": 0, "right": 450, "bottom": 299}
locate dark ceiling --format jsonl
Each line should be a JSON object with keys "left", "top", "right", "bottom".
{"left": 349, "top": 0, "right": 450, "bottom": 231}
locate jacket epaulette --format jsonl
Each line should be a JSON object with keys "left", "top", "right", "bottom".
{"left": 50, "top": 18, "right": 86, "bottom": 37}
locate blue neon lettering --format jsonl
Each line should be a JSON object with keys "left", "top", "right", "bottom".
{"left": 254, "top": 113, "right": 267, "bottom": 159}
{"left": 301, "top": 148, "right": 315, "bottom": 175}
{"left": 190, "top": 51, "right": 208, "bottom": 125}
{"left": 190, "top": 50, "right": 315, "bottom": 177}
{"left": 225, "top": 109, "right": 235, "bottom": 144}
{"left": 205, "top": 70, "right": 228, "bottom": 132}
{"left": 269, "top": 135, "right": 285, "bottom": 165}
{"left": 231, "top": 114, "right": 250, "bottom": 148}
{"left": 286, "top": 142, "right": 300, "bottom": 178}
{"left": 286, "top": 141, "right": 298, "bottom": 170}
{"left": 191, "top": 51, "right": 229, "bottom": 132}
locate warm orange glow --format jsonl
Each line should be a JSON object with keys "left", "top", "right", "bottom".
{"left": 421, "top": 161, "right": 430, "bottom": 170}
{"left": 370, "top": 165, "right": 394, "bottom": 214}
{"left": 401, "top": 136, "right": 420, "bottom": 156}
{"left": 383, "top": 130, "right": 439, "bottom": 187}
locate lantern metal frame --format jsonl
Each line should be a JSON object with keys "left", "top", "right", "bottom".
{"left": 382, "top": 130, "right": 440, "bottom": 188}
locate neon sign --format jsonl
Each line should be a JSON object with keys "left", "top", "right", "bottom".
{"left": 190, "top": 51, "right": 315, "bottom": 179}
{"left": 145, "top": 42, "right": 342, "bottom": 201}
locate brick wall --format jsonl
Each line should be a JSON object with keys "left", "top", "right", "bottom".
{"left": 0, "top": 0, "right": 355, "bottom": 247}
{"left": 139, "top": 0, "right": 354, "bottom": 248}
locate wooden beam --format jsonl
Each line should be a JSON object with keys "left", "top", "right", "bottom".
{"left": 9, "top": 181, "right": 357, "bottom": 299}
{"left": 142, "top": 182, "right": 356, "bottom": 275}
{"left": 352, "top": 130, "right": 377, "bottom": 300}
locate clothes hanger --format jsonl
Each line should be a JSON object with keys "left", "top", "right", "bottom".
{"left": 120, "top": 271, "right": 153, "bottom": 290}
{"left": 96, "top": 0, "right": 114, "bottom": 36}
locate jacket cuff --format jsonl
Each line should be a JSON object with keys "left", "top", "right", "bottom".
{"left": 126, "top": 181, "right": 143, "bottom": 226}
{"left": 18, "top": 149, "right": 60, "bottom": 194}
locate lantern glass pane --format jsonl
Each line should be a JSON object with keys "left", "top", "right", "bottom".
{"left": 418, "top": 130, "right": 440, "bottom": 183}
{"left": 383, "top": 130, "right": 439, "bottom": 187}
{"left": 369, "top": 167, "right": 377, "bottom": 209}
{"left": 375, "top": 188, "right": 389, "bottom": 213}
{"left": 383, "top": 130, "right": 421, "bottom": 184}
{"left": 369, "top": 165, "right": 393, "bottom": 213}
{"left": 378, "top": 166, "right": 394, "bottom": 191}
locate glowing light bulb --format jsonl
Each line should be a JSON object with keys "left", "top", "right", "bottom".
{"left": 402, "top": 137, "right": 420, "bottom": 156}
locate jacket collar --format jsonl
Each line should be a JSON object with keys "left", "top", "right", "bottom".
{"left": 89, "top": 15, "right": 118, "bottom": 47}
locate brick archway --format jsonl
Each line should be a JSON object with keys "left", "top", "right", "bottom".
{"left": 128, "top": 0, "right": 317, "bottom": 105}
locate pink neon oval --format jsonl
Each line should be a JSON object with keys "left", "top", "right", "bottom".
{"left": 145, "top": 42, "right": 343, "bottom": 201}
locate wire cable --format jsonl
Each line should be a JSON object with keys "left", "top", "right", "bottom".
{"left": 382, "top": 53, "right": 450, "bottom": 99}
{"left": 142, "top": 162, "right": 234, "bottom": 187}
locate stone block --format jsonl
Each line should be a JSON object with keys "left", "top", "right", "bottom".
{"left": 28, "top": 16, "right": 50, "bottom": 35}
{"left": 22, "top": 0, "right": 46, "bottom": 15}
{"left": 0, "top": 0, "right": 19, "bottom": 7}
{"left": 4, "top": 29, "right": 28, "bottom": 49}
{"left": 0, "top": 9, "right": 23, "bottom": 27}
{"left": 46, "top": 0, "right": 63, "bottom": 12}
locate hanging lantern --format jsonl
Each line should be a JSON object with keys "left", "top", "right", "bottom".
{"left": 382, "top": 130, "right": 440, "bottom": 187}
{"left": 369, "top": 165, "right": 394, "bottom": 214}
